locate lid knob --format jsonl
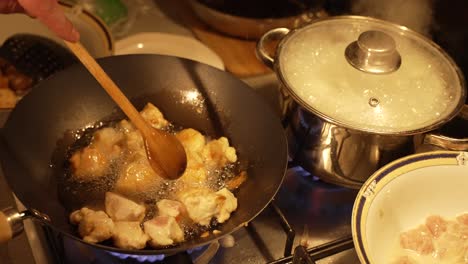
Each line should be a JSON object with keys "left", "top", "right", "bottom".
{"left": 345, "top": 30, "right": 401, "bottom": 74}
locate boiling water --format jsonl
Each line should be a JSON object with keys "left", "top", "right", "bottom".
{"left": 56, "top": 120, "right": 240, "bottom": 242}
{"left": 281, "top": 23, "right": 461, "bottom": 133}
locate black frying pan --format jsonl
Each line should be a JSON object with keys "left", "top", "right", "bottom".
{"left": 0, "top": 55, "right": 287, "bottom": 255}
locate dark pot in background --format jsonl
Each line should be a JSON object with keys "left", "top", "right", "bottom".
{"left": 187, "top": 0, "right": 326, "bottom": 39}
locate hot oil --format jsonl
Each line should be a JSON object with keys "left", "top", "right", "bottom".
{"left": 57, "top": 122, "right": 118, "bottom": 210}
{"left": 57, "top": 117, "right": 241, "bottom": 244}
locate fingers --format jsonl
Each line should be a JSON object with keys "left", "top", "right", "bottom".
{"left": 0, "top": 0, "right": 24, "bottom": 13}
{"left": 18, "top": 0, "right": 80, "bottom": 42}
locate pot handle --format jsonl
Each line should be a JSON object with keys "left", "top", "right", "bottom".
{"left": 256, "top": 28, "right": 290, "bottom": 69}
{"left": 0, "top": 207, "right": 50, "bottom": 244}
{"left": 420, "top": 104, "right": 468, "bottom": 151}
{"left": 422, "top": 134, "right": 468, "bottom": 151}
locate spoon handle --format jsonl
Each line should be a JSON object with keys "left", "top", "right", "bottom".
{"left": 64, "top": 41, "right": 153, "bottom": 137}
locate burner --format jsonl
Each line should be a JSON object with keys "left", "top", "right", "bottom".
{"left": 107, "top": 252, "right": 166, "bottom": 262}
{"left": 39, "top": 225, "right": 217, "bottom": 264}
{"left": 107, "top": 245, "right": 207, "bottom": 263}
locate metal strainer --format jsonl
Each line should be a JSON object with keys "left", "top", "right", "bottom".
{"left": 0, "top": 34, "right": 77, "bottom": 83}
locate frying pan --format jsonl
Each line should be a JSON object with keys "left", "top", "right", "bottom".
{"left": 0, "top": 54, "right": 288, "bottom": 255}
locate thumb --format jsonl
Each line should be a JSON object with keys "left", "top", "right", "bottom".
{"left": 18, "top": 0, "right": 80, "bottom": 42}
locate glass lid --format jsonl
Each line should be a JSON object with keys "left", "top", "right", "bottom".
{"left": 278, "top": 16, "right": 466, "bottom": 134}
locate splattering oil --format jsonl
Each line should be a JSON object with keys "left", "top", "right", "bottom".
{"left": 55, "top": 115, "right": 242, "bottom": 247}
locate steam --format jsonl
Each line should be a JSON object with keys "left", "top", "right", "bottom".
{"left": 351, "top": 0, "right": 434, "bottom": 36}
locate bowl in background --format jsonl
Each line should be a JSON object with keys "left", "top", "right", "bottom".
{"left": 352, "top": 151, "right": 468, "bottom": 263}
{"left": 114, "top": 32, "right": 224, "bottom": 70}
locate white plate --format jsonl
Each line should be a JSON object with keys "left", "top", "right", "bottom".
{"left": 0, "top": 2, "right": 113, "bottom": 58}
{"left": 114, "top": 32, "right": 224, "bottom": 70}
{"left": 352, "top": 151, "right": 468, "bottom": 264}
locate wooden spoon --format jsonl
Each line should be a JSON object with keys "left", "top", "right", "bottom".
{"left": 64, "top": 41, "right": 187, "bottom": 180}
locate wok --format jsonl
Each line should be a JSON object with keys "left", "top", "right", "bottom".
{"left": 0, "top": 54, "right": 288, "bottom": 255}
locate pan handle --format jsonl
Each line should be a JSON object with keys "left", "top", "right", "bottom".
{"left": 0, "top": 207, "right": 50, "bottom": 244}
{"left": 256, "top": 28, "right": 290, "bottom": 69}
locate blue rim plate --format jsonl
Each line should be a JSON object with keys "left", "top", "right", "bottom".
{"left": 351, "top": 150, "right": 468, "bottom": 264}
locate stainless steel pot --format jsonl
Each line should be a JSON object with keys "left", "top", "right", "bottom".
{"left": 256, "top": 16, "right": 467, "bottom": 188}
{"left": 285, "top": 104, "right": 413, "bottom": 188}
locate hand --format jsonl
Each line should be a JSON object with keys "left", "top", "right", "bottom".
{"left": 0, "top": 0, "right": 80, "bottom": 42}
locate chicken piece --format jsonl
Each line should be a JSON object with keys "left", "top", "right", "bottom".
{"left": 425, "top": 215, "right": 447, "bottom": 238}
{"left": 144, "top": 216, "right": 184, "bottom": 247}
{"left": 105, "top": 192, "right": 146, "bottom": 222}
{"left": 140, "top": 103, "right": 169, "bottom": 129}
{"left": 114, "top": 158, "right": 164, "bottom": 197}
{"left": 392, "top": 256, "right": 416, "bottom": 264}
{"left": 118, "top": 119, "right": 135, "bottom": 133}
{"left": 157, "top": 199, "right": 185, "bottom": 220}
{"left": 112, "top": 221, "right": 149, "bottom": 249}
{"left": 92, "top": 127, "right": 124, "bottom": 160}
{"left": 176, "top": 160, "right": 208, "bottom": 189}
{"left": 456, "top": 213, "right": 468, "bottom": 226}
{"left": 0, "top": 88, "right": 16, "bottom": 108}
{"left": 215, "top": 188, "right": 238, "bottom": 224}
{"left": 178, "top": 188, "right": 219, "bottom": 226}
{"left": 118, "top": 104, "right": 170, "bottom": 154}
{"left": 69, "top": 207, "right": 114, "bottom": 243}
{"left": 399, "top": 224, "right": 434, "bottom": 255}
{"left": 446, "top": 221, "right": 468, "bottom": 240}
{"left": 176, "top": 128, "right": 206, "bottom": 154}
{"left": 442, "top": 221, "right": 468, "bottom": 261}
{"left": 118, "top": 120, "right": 145, "bottom": 156}
{"left": 0, "top": 75, "right": 9, "bottom": 88}
{"left": 178, "top": 188, "right": 237, "bottom": 226}
{"left": 175, "top": 128, "right": 209, "bottom": 187}
{"left": 70, "top": 127, "right": 124, "bottom": 180}
{"left": 202, "top": 137, "right": 237, "bottom": 170}
{"left": 70, "top": 147, "right": 108, "bottom": 180}
{"left": 8, "top": 72, "right": 33, "bottom": 94}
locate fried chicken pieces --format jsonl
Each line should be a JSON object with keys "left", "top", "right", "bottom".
{"left": 105, "top": 192, "right": 146, "bottom": 222}
{"left": 68, "top": 103, "right": 241, "bottom": 249}
{"left": 178, "top": 188, "right": 238, "bottom": 226}
{"left": 70, "top": 207, "right": 114, "bottom": 244}
{"left": 0, "top": 57, "right": 33, "bottom": 108}
{"left": 70, "top": 127, "right": 124, "bottom": 180}
{"left": 70, "top": 192, "right": 185, "bottom": 249}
